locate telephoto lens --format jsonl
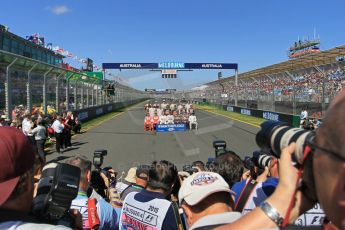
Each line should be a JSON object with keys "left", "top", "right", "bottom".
{"left": 257, "top": 154, "right": 273, "bottom": 169}
{"left": 256, "top": 120, "right": 315, "bottom": 165}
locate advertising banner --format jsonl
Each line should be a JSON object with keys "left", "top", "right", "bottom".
{"left": 156, "top": 124, "right": 187, "bottom": 132}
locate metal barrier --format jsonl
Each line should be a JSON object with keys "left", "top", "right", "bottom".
{"left": 0, "top": 50, "right": 147, "bottom": 120}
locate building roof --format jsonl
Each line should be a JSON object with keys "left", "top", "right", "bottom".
{"left": 208, "top": 44, "right": 345, "bottom": 86}
{"left": 0, "top": 26, "right": 64, "bottom": 59}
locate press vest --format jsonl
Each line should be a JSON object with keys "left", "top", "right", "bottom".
{"left": 70, "top": 192, "right": 91, "bottom": 229}
{"left": 120, "top": 192, "right": 171, "bottom": 230}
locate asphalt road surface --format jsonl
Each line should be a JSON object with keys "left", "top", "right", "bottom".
{"left": 46, "top": 102, "right": 260, "bottom": 173}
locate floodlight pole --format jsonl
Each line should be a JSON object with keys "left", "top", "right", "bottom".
{"left": 81, "top": 80, "right": 85, "bottom": 109}
{"left": 235, "top": 68, "right": 239, "bottom": 106}
{"left": 27, "top": 63, "right": 38, "bottom": 114}
{"left": 5, "top": 58, "right": 17, "bottom": 120}
{"left": 66, "top": 74, "right": 74, "bottom": 112}
{"left": 56, "top": 71, "right": 67, "bottom": 114}
{"left": 43, "top": 67, "right": 54, "bottom": 115}
{"left": 74, "top": 79, "right": 79, "bottom": 110}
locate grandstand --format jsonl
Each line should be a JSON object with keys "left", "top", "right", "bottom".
{"left": 0, "top": 26, "right": 146, "bottom": 120}
{"left": 185, "top": 45, "right": 345, "bottom": 116}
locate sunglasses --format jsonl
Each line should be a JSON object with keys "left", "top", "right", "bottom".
{"left": 307, "top": 139, "right": 345, "bottom": 162}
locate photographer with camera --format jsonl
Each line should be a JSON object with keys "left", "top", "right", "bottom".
{"left": 120, "top": 165, "right": 149, "bottom": 201}
{"left": 66, "top": 155, "right": 121, "bottom": 230}
{"left": 0, "top": 127, "right": 74, "bottom": 229}
{"left": 217, "top": 90, "right": 345, "bottom": 230}
{"left": 119, "top": 160, "right": 182, "bottom": 230}
{"left": 232, "top": 151, "right": 279, "bottom": 215}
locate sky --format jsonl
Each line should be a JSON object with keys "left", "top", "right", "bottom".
{"left": 1, "top": 0, "right": 345, "bottom": 90}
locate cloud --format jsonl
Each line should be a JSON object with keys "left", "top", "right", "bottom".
{"left": 49, "top": 5, "right": 70, "bottom": 15}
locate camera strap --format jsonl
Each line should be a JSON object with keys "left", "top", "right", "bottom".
{"left": 171, "top": 201, "right": 185, "bottom": 230}
{"left": 234, "top": 179, "right": 258, "bottom": 213}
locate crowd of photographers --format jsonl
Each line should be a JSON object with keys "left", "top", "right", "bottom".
{"left": 1, "top": 89, "right": 345, "bottom": 230}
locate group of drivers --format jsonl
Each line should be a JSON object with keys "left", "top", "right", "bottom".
{"left": 144, "top": 100, "right": 198, "bottom": 131}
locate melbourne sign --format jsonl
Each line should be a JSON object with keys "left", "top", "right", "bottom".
{"left": 263, "top": 111, "right": 280, "bottom": 121}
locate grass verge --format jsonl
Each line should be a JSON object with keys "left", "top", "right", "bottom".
{"left": 195, "top": 104, "right": 266, "bottom": 127}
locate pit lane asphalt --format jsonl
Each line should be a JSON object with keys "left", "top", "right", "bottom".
{"left": 46, "top": 102, "right": 260, "bottom": 172}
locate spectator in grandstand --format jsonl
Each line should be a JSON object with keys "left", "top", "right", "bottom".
{"left": 120, "top": 165, "right": 149, "bottom": 201}
{"left": 212, "top": 151, "right": 244, "bottom": 188}
{"left": 218, "top": 89, "right": 345, "bottom": 230}
{"left": 30, "top": 118, "right": 47, "bottom": 164}
{"left": 66, "top": 155, "right": 120, "bottom": 229}
{"left": 188, "top": 112, "right": 198, "bottom": 130}
{"left": 0, "top": 127, "right": 71, "bottom": 229}
{"left": 119, "top": 160, "right": 180, "bottom": 230}
{"left": 51, "top": 116, "right": 64, "bottom": 154}
{"left": 179, "top": 172, "right": 241, "bottom": 230}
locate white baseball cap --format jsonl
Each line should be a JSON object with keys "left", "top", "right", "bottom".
{"left": 124, "top": 167, "right": 137, "bottom": 184}
{"left": 178, "top": 172, "right": 232, "bottom": 206}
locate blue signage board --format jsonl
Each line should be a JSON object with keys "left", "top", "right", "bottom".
{"left": 156, "top": 124, "right": 186, "bottom": 132}
{"left": 103, "top": 63, "right": 238, "bottom": 70}
{"left": 184, "top": 63, "right": 238, "bottom": 69}
{"left": 102, "top": 63, "right": 158, "bottom": 69}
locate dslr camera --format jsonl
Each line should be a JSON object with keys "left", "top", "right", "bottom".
{"left": 256, "top": 120, "right": 317, "bottom": 201}
{"left": 33, "top": 162, "right": 80, "bottom": 228}
{"left": 182, "top": 164, "right": 199, "bottom": 175}
{"left": 91, "top": 149, "right": 116, "bottom": 199}
{"left": 213, "top": 140, "right": 227, "bottom": 157}
{"left": 93, "top": 149, "right": 107, "bottom": 170}
{"left": 243, "top": 150, "right": 273, "bottom": 180}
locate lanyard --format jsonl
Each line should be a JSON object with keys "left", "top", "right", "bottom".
{"left": 78, "top": 191, "right": 87, "bottom": 197}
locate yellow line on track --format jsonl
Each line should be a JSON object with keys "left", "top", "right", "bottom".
{"left": 200, "top": 109, "right": 260, "bottom": 128}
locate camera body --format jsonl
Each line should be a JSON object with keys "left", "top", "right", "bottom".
{"left": 93, "top": 149, "right": 108, "bottom": 170}
{"left": 213, "top": 140, "right": 227, "bottom": 157}
{"left": 182, "top": 164, "right": 199, "bottom": 175}
{"left": 33, "top": 163, "right": 80, "bottom": 227}
{"left": 256, "top": 120, "right": 317, "bottom": 202}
